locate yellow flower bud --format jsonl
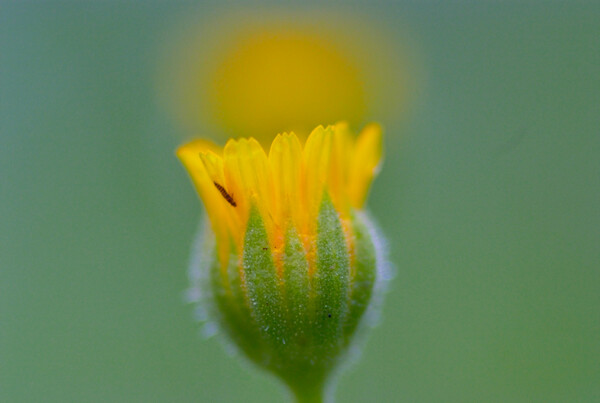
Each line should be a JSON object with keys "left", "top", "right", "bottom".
{"left": 178, "top": 123, "right": 389, "bottom": 402}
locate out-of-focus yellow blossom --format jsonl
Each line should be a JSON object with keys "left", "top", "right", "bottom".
{"left": 159, "top": 9, "right": 412, "bottom": 143}
{"left": 208, "top": 30, "right": 366, "bottom": 142}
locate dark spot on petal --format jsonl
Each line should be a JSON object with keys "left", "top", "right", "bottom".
{"left": 213, "top": 181, "right": 237, "bottom": 207}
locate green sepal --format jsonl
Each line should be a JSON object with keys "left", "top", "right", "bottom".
{"left": 312, "top": 194, "right": 350, "bottom": 360}
{"left": 190, "top": 221, "right": 265, "bottom": 364}
{"left": 209, "top": 241, "right": 265, "bottom": 363}
{"left": 343, "top": 212, "right": 377, "bottom": 345}
{"left": 282, "top": 225, "right": 311, "bottom": 356}
{"left": 243, "top": 205, "right": 286, "bottom": 359}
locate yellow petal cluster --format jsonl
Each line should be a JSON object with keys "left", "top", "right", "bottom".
{"left": 177, "top": 123, "right": 382, "bottom": 270}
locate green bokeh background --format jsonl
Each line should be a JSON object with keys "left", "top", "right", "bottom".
{"left": 2, "top": 2, "right": 599, "bottom": 402}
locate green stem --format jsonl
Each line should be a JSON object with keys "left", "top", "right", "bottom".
{"left": 291, "top": 383, "right": 324, "bottom": 403}
{"left": 283, "top": 365, "right": 329, "bottom": 403}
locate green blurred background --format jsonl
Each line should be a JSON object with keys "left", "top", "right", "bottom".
{"left": 2, "top": 2, "right": 599, "bottom": 402}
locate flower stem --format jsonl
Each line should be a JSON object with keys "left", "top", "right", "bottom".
{"left": 292, "top": 384, "right": 324, "bottom": 403}
{"left": 286, "top": 373, "right": 327, "bottom": 403}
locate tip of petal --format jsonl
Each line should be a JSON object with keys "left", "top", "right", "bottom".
{"left": 177, "top": 139, "right": 223, "bottom": 160}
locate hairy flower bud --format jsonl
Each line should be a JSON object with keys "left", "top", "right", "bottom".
{"left": 178, "top": 123, "right": 389, "bottom": 402}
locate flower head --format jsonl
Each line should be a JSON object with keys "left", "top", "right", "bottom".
{"left": 178, "top": 123, "right": 386, "bottom": 401}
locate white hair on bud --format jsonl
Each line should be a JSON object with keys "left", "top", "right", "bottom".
{"left": 360, "top": 209, "right": 395, "bottom": 328}
{"left": 322, "top": 209, "right": 394, "bottom": 403}
{"left": 185, "top": 216, "right": 221, "bottom": 340}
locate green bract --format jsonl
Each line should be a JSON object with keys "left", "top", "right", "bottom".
{"left": 188, "top": 195, "right": 387, "bottom": 403}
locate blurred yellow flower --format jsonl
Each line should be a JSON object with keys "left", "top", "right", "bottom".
{"left": 159, "top": 9, "right": 411, "bottom": 142}
{"left": 208, "top": 30, "right": 366, "bottom": 141}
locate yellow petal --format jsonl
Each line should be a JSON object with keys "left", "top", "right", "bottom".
{"left": 349, "top": 123, "right": 383, "bottom": 208}
{"left": 302, "top": 125, "right": 333, "bottom": 234}
{"left": 176, "top": 140, "right": 224, "bottom": 220}
{"left": 224, "top": 138, "right": 274, "bottom": 240}
{"left": 176, "top": 140, "right": 232, "bottom": 269}
{"left": 269, "top": 132, "right": 303, "bottom": 233}
{"left": 328, "top": 122, "right": 353, "bottom": 217}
